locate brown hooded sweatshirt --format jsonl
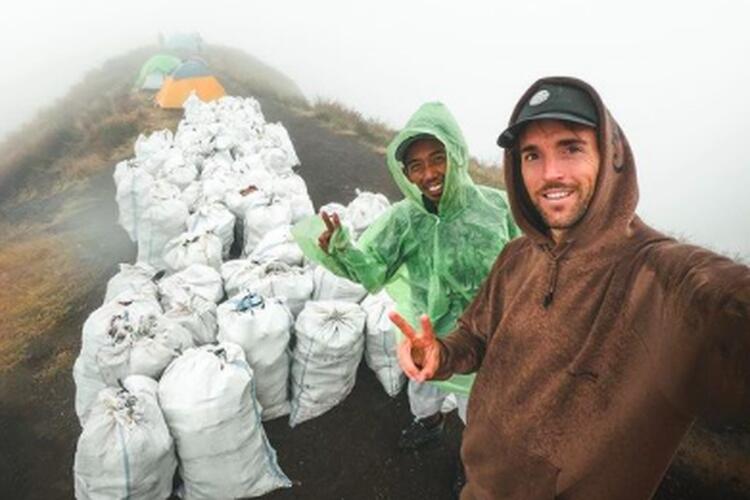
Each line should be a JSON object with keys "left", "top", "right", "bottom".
{"left": 437, "top": 76, "right": 750, "bottom": 499}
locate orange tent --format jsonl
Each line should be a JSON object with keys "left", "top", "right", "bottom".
{"left": 155, "top": 60, "right": 225, "bottom": 109}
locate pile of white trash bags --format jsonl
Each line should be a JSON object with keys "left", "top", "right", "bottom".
{"left": 73, "top": 94, "right": 405, "bottom": 499}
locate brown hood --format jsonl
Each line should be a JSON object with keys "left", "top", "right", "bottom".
{"left": 504, "top": 76, "right": 638, "bottom": 253}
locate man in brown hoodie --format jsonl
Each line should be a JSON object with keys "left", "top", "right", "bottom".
{"left": 390, "top": 76, "right": 750, "bottom": 499}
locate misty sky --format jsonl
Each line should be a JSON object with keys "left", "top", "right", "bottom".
{"left": 2, "top": 0, "right": 749, "bottom": 258}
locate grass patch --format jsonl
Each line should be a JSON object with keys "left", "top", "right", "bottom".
{"left": 306, "top": 98, "right": 505, "bottom": 189}
{"left": 0, "top": 233, "right": 87, "bottom": 371}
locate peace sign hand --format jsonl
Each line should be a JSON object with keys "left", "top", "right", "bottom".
{"left": 318, "top": 211, "right": 342, "bottom": 254}
{"left": 389, "top": 312, "right": 441, "bottom": 382}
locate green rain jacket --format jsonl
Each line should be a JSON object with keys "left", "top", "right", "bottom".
{"left": 292, "top": 102, "right": 519, "bottom": 395}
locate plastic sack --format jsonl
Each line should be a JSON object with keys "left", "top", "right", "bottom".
{"left": 243, "top": 195, "right": 293, "bottom": 255}
{"left": 114, "top": 160, "right": 155, "bottom": 242}
{"left": 225, "top": 260, "right": 313, "bottom": 317}
{"left": 361, "top": 292, "right": 405, "bottom": 397}
{"left": 158, "top": 343, "right": 291, "bottom": 499}
{"left": 134, "top": 129, "right": 174, "bottom": 161}
{"left": 217, "top": 292, "right": 293, "bottom": 420}
{"left": 74, "top": 375, "right": 177, "bottom": 500}
{"left": 162, "top": 294, "right": 218, "bottom": 346}
{"left": 247, "top": 225, "right": 304, "bottom": 266}
{"left": 104, "top": 263, "right": 161, "bottom": 304}
{"left": 264, "top": 122, "right": 300, "bottom": 168}
{"left": 186, "top": 203, "right": 236, "bottom": 259}
{"left": 271, "top": 173, "right": 315, "bottom": 224}
{"left": 160, "top": 151, "right": 198, "bottom": 190}
{"left": 312, "top": 265, "right": 368, "bottom": 303}
{"left": 74, "top": 291, "right": 163, "bottom": 424}
{"left": 289, "top": 301, "right": 366, "bottom": 427}
{"left": 136, "top": 182, "right": 189, "bottom": 270}
{"left": 345, "top": 189, "right": 390, "bottom": 238}
{"left": 163, "top": 231, "right": 223, "bottom": 272}
{"left": 159, "top": 264, "right": 224, "bottom": 306}
{"left": 96, "top": 314, "right": 194, "bottom": 384}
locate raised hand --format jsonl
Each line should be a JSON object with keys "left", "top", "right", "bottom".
{"left": 389, "top": 311, "right": 441, "bottom": 382}
{"left": 318, "top": 211, "right": 341, "bottom": 254}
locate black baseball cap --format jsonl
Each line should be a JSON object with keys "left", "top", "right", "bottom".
{"left": 395, "top": 133, "right": 439, "bottom": 162}
{"left": 497, "top": 83, "right": 599, "bottom": 148}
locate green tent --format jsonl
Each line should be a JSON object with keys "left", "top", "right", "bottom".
{"left": 136, "top": 54, "right": 181, "bottom": 89}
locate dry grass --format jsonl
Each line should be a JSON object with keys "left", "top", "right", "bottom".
{"left": 0, "top": 233, "right": 86, "bottom": 371}
{"left": 204, "top": 45, "right": 305, "bottom": 104}
{"left": 305, "top": 99, "right": 505, "bottom": 189}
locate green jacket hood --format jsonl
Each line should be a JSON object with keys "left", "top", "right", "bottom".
{"left": 386, "top": 102, "right": 475, "bottom": 217}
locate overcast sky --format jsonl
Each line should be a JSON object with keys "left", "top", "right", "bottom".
{"left": 2, "top": 0, "right": 748, "bottom": 258}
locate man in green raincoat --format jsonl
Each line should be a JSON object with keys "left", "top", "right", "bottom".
{"left": 293, "top": 101, "right": 518, "bottom": 475}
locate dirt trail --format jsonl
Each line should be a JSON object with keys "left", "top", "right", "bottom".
{"left": 0, "top": 96, "right": 746, "bottom": 500}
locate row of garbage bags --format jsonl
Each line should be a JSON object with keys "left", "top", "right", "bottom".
{"left": 73, "top": 95, "right": 403, "bottom": 499}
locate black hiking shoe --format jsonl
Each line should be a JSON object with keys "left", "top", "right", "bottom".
{"left": 398, "top": 415, "right": 445, "bottom": 450}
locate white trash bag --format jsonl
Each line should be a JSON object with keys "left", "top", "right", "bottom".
{"left": 361, "top": 292, "right": 405, "bottom": 397}
{"left": 289, "top": 301, "right": 366, "bottom": 427}
{"left": 114, "top": 160, "right": 155, "bottom": 242}
{"left": 271, "top": 173, "right": 314, "bottom": 224}
{"left": 74, "top": 375, "right": 177, "bottom": 500}
{"left": 243, "top": 194, "right": 293, "bottom": 255}
{"left": 159, "top": 343, "right": 292, "bottom": 499}
{"left": 345, "top": 189, "right": 390, "bottom": 238}
{"left": 217, "top": 292, "right": 293, "bottom": 420}
{"left": 233, "top": 260, "right": 313, "bottom": 317}
{"left": 186, "top": 203, "right": 236, "bottom": 259}
{"left": 162, "top": 294, "right": 218, "bottom": 346}
{"left": 163, "top": 230, "right": 223, "bottom": 272}
{"left": 74, "top": 291, "right": 163, "bottom": 424}
{"left": 312, "top": 265, "right": 368, "bottom": 303}
{"left": 104, "top": 263, "right": 161, "bottom": 304}
{"left": 247, "top": 225, "right": 304, "bottom": 266}
{"left": 96, "top": 314, "right": 194, "bottom": 384}
{"left": 136, "top": 181, "right": 189, "bottom": 270}
{"left": 159, "top": 263, "right": 224, "bottom": 306}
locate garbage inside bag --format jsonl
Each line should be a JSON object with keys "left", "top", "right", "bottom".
{"left": 104, "top": 262, "right": 161, "bottom": 304}
{"left": 312, "top": 265, "right": 368, "bottom": 303}
{"left": 159, "top": 263, "right": 224, "bottom": 306}
{"left": 186, "top": 202, "right": 236, "bottom": 259}
{"left": 96, "top": 314, "right": 194, "bottom": 384}
{"left": 345, "top": 189, "right": 391, "bottom": 239}
{"left": 163, "top": 230, "right": 223, "bottom": 272}
{"left": 159, "top": 343, "right": 291, "bottom": 499}
{"left": 289, "top": 301, "right": 366, "bottom": 427}
{"left": 74, "top": 291, "right": 163, "bottom": 424}
{"left": 217, "top": 291, "right": 293, "bottom": 420}
{"left": 361, "top": 292, "right": 406, "bottom": 397}
{"left": 248, "top": 225, "right": 304, "bottom": 267}
{"left": 224, "top": 260, "right": 313, "bottom": 317}
{"left": 74, "top": 375, "right": 177, "bottom": 500}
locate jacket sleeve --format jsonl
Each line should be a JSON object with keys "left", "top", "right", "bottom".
{"left": 292, "top": 206, "right": 412, "bottom": 293}
{"left": 640, "top": 242, "right": 750, "bottom": 421}
{"left": 433, "top": 243, "right": 512, "bottom": 379}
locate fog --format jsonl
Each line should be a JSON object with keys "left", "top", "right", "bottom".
{"left": 2, "top": 0, "right": 749, "bottom": 258}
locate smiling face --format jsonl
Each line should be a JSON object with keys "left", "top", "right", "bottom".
{"left": 402, "top": 137, "right": 447, "bottom": 203}
{"left": 518, "top": 119, "right": 600, "bottom": 242}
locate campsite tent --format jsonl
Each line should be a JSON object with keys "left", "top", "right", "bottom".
{"left": 164, "top": 33, "right": 203, "bottom": 54}
{"left": 136, "top": 54, "right": 181, "bottom": 90}
{"left": 155, "top": 60, "right": 226, "bottom": 109}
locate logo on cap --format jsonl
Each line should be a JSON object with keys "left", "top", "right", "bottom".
{"left": 529, "top": 89, "right": 550, "bottom": 106}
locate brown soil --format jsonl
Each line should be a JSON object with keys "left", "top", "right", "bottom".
{"left": 0, "top": 96, "right": 747, "bottom": 500}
